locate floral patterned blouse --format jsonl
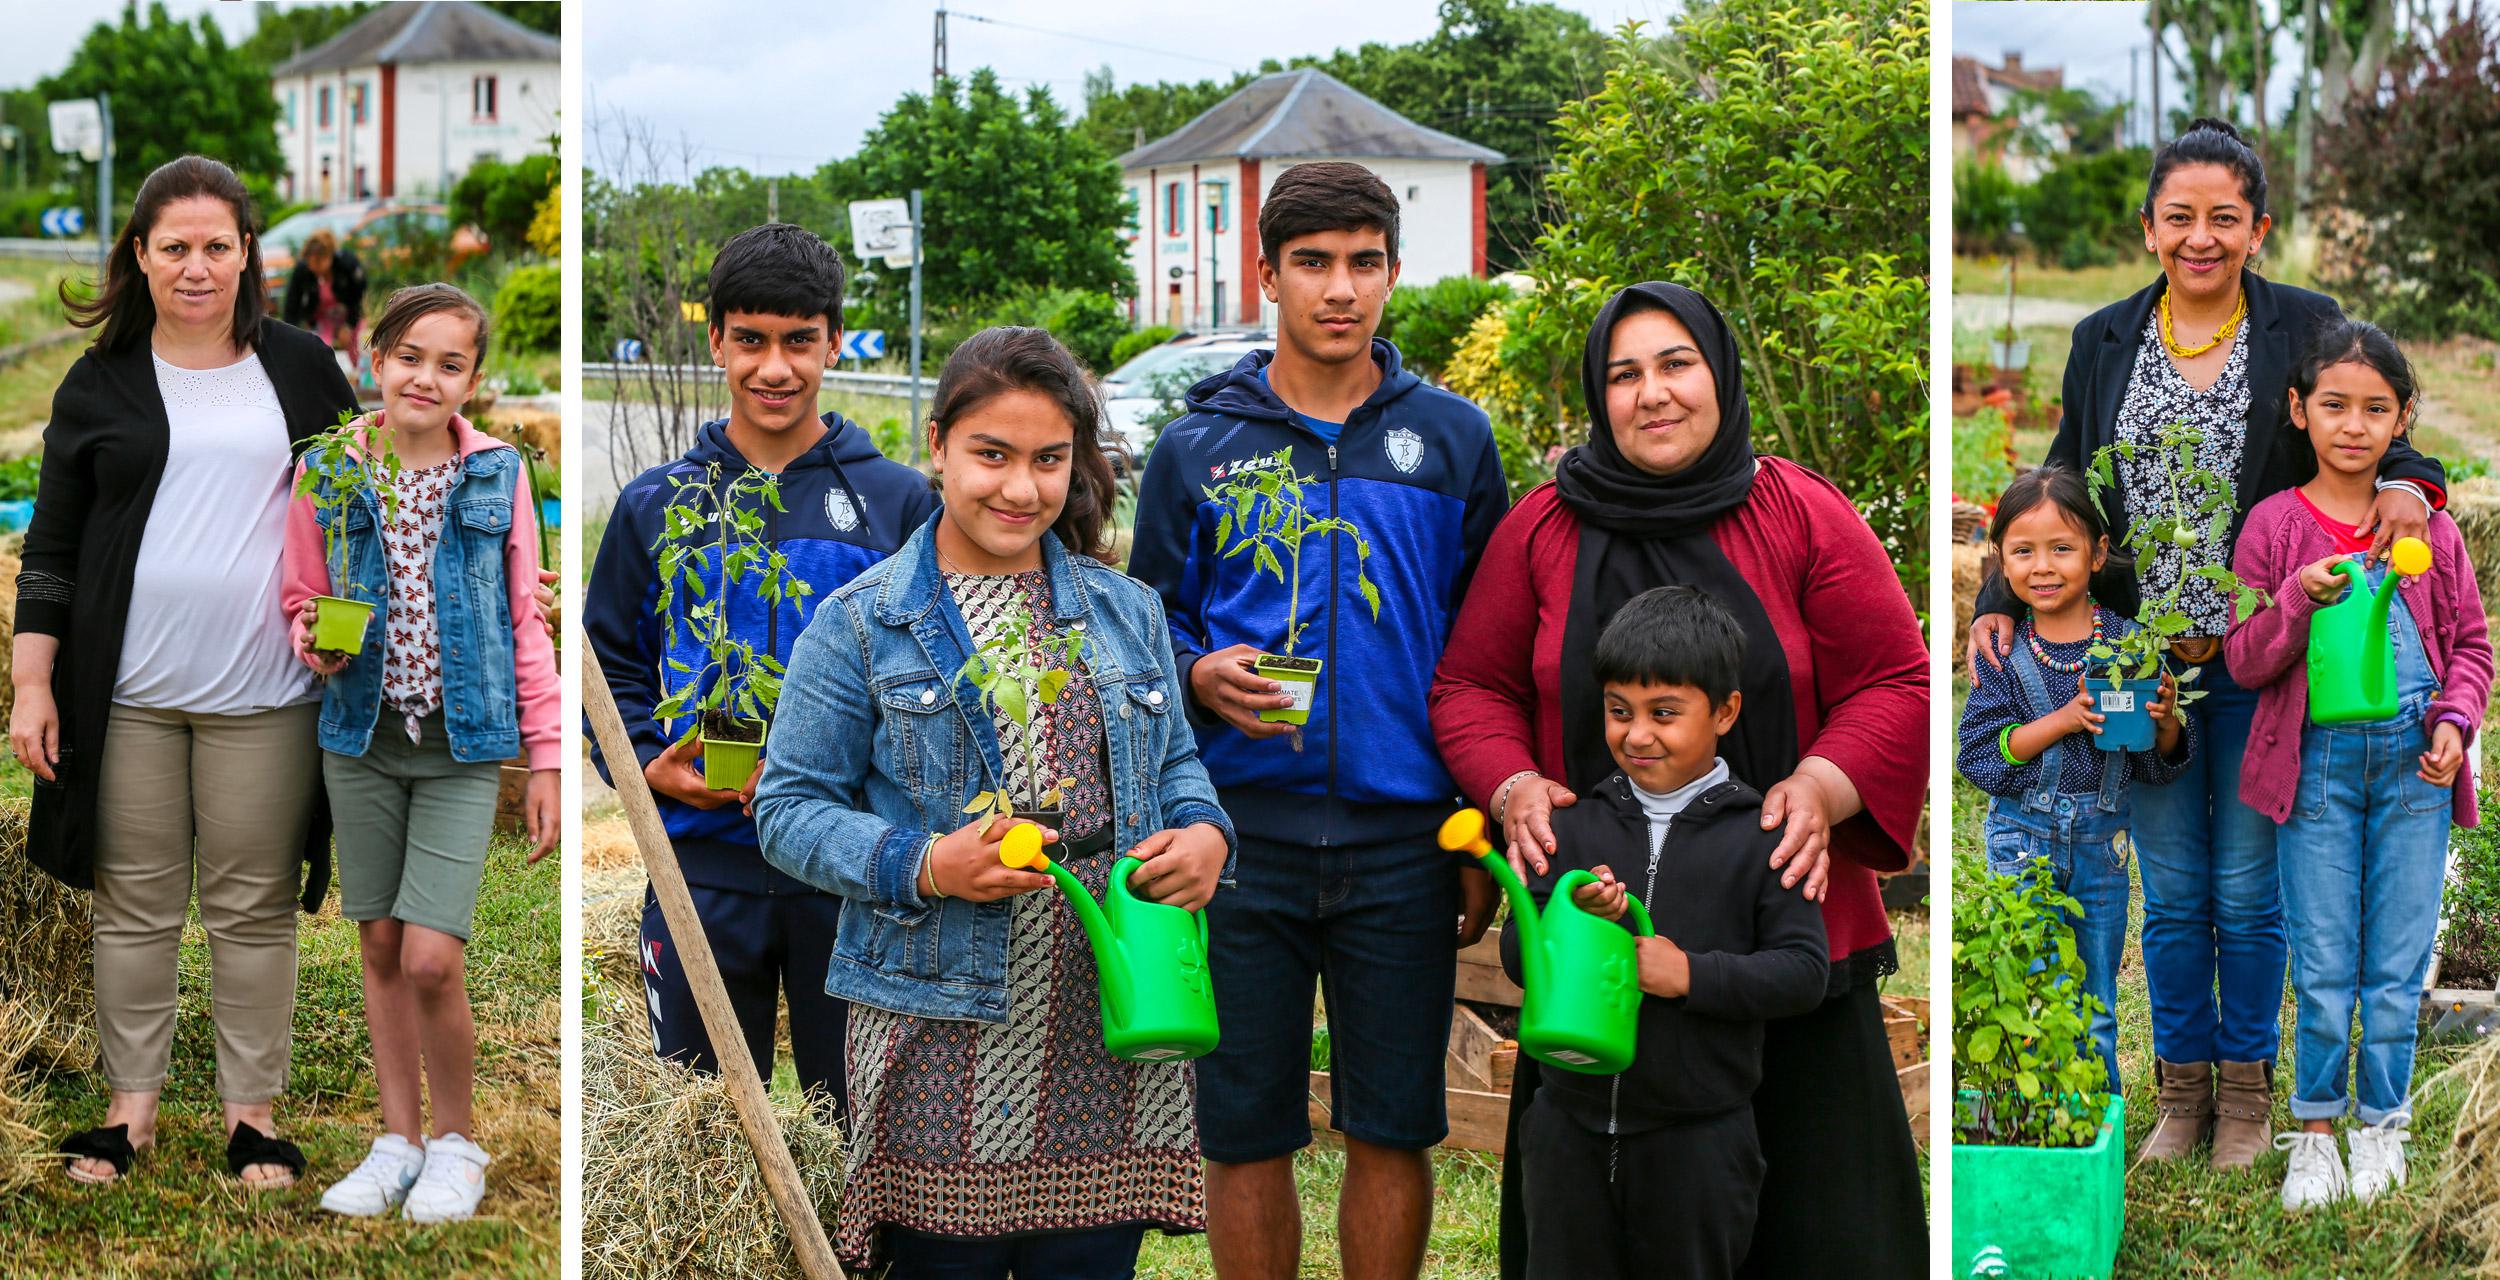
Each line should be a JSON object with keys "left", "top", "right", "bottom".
{"left": 380, "top": 455, "right": 461, "bottom": 738}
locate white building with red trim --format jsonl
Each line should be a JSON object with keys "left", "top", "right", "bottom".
{"left": 270, "top": 1, "right": 557, "bottom": 205}
{"left": 1115, "top": 68, "right": 1501, "bottom": 333}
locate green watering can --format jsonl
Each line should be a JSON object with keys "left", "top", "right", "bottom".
{"left": 2307, "top": 536, "right": 2432, "bottom": 725}
{"left": 1440, "top": 809, "right": 1654, "bottom": 1075}
{"left": 999, "top": 823, "right": 1218, "bottom": 1063}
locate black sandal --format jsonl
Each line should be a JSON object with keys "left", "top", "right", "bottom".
{"left": 224, "top": 1121, "right": 307, "bottom": 1187}
{"left": 60, "top": 1123, "right": 135, "bottom": 1184}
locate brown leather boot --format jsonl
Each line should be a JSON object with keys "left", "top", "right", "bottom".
{"left": 2139, "top": 1059, "right": 2214, "bottom": 1161}
{"left": 2212, "top": 1060, "right": 2275, "bottom": 1169}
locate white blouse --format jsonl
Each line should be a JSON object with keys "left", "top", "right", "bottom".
{"left": 111, "top": 351, "right": 319, "bottom": 714}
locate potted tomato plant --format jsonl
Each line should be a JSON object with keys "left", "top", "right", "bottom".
{"left": 1200, "top": 449, "right": 1379, "bottom": 731}
{"left": 295, "top": 410, "right": 403, "bottom": 655}
{"left": 650, "top": 463, "right": 813, "bottom": 790}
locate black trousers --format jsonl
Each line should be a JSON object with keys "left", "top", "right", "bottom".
{"left": 1518, "top": 1096, "right": 1761, "bottom": 1280}
{"left": 639, "top": 883, "right": 850, "bottom": 1115}
{"left": 1499, "top": 981, "right": 1926, "bottom": 1280}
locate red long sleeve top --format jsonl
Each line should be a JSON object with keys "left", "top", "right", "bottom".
{"left": 1427, "top": 460, "right": 1928, "bottom": 965}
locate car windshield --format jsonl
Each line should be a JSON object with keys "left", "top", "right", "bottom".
{"left": 262, "top": 208, "right": 367, "bottom": 253}
{"left": 1104, "top": 346, "right": 1247, "bottom": 392}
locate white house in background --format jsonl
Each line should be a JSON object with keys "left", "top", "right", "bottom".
{"left": 1115, "top": 68, "right": 1501, "bottom": 332}
{"left": 270, "top": 1, "right": 558, "bottom": 205}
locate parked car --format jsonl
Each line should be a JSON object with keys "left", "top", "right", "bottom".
{"left": 1099, "top": 331, "right": 1271, "bottom": 460}
{"left": 261, "top": 201, "right": 490, "bottom": 291}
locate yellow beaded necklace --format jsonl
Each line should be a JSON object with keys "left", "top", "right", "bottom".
{"left": 2157, "top": 287, "right": 2248, "bottom": 359}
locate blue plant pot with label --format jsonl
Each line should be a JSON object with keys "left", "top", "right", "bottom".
{"left": 540, "top": 498, "right": 559, "bottom": 530}
{"left": 0, "top": 500, "right": 31, "bottom": 532}
{"left": 2084, "top": 677, "right": 2160, "bottom": 753}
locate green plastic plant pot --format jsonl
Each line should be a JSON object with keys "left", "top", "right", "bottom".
{"left": 1952, "top": 1095, "right": 2124, "bottom": 1280}
{"left": 1253, "top": 654, "right": 1320, "bottom": 726}
{"left": 310, "top": 595, "right": 375, "bottom": 654}
{"left": 700, "top": 726, "right": 764, "bottom": 791}
{"left": 2082, "top": 677, "right": 2160, "bottom": 753}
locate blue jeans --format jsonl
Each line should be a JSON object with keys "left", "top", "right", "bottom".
{"left": 2132, "top": 658, "right": 2285, "bottom": 1065}
{"left": 2278, "top": 713, "right": 2451, "bottom": 1125}
{"left": 1196, "top": 833, "right": 1459, "bottom": 1162}
{"left": 1983, "top": 799, "right": 2130, "bottom": 1094}
{"left": 885, "top": 1224, "right": 1148, "bottom": 1279}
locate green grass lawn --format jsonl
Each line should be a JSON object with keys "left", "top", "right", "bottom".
{"left": 2, "top": 791, "right": 560, "bottom": 1279}
{"left": 1951, "top": 753, "right": 2483, "bottom": 1277}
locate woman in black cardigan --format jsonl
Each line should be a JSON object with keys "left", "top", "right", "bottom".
{"left": 1966, "top": 120, "right": 2444, "bottom": 1170}
{"left": 10, "top": 156, "right": 355, "bottom": 1189}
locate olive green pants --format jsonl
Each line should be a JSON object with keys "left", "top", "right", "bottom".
{"left": 322, "top": 714, "right": 502, "bottom": 942}
{"left": 92, "top": 701, "right": 320, "bottom": 1102}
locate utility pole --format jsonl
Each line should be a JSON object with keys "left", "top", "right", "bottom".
{"left": 2150, "top": 0, "right": 2163, "bottom": 143}
{"left": 2130, "top": 48, "right": 2141, "bottom": 148}
{"left": 96, "top": 93, "right": 112, "bottom": 264}
{"left": 908, "top": 188, "right": 925, "bottom": 457}
{"left": 933, "top": 7, "right": 948, "bottom": 87}
{"left": 768, "top": 176, "right": 779, "bottom": 223}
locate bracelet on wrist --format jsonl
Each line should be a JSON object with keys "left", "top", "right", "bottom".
{"left": 1491, "top": 769, "right": 1539, "bottom": 823}
{"left": 921, "top": 836, "right": 947, "bottom": 900}
{"left": 1998, "top": 723, "right": 2028, "bottom": 767}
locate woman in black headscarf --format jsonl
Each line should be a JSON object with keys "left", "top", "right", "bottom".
{"left": 1430, "top": 282, "right": 1928, "bottom": 1277}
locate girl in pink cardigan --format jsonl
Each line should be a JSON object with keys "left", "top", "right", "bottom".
{"left": 2223, "top": 320, "right": 2490, "bottom": 1214}
{"left": 280, "top": 284, "right": 560, "bottom": 1223}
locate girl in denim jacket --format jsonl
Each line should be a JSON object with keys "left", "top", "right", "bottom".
{"left": 755, "top": 327, "right": 1235, "bottom": 1277}
{"left": 2224, "top": 320, "right": 2491, "bottom": 1212}
{"left": 280, "top": 284, "right": 560, "bottom": 1223}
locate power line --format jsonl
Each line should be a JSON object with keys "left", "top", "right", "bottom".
{"left": 947, "top": 9, "right": 1245, "bottom": 71}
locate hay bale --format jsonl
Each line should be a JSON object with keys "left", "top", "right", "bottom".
{"left": 0, "top": 801, "right": 94, "bottom": 1071}
{"left": 583, "top": 986, "right": 844, "bottom": 1280}
{"left": 1951, "top": 542, "right": 1988, "bottom": 681}
{"left": 2413, "top": 1035, "right": 2500, "bottom": 1274}
{"left": 584, "top": 815, "right": 640, "bottom": 872}
{"left": 2444, "top": 476, "right": 2500, "bottom": 613}
{"left": 0, "top": 994, "right": 58, "bottom": 1195}
{"left": 0, "top": 548, "right": 19, "bottom": 725}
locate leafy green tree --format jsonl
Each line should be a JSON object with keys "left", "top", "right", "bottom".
{"left": 453, "top": 151, "right": 559, "bottom": 252}
{"left": 1076, "top": 67, "right": 1251, "bottom": 158}
{"left": 1527, "top": 0, "right": 1929, "bottom": 596}
{"left": 480, "top": 1, "right": 560, "bottom": 36}
{"left": 39, "top": 1, "right": 284, "bottom": 191}
{"left": 820, "top": 69, "right": 1130, "bottom": 345}
{"left": 1382, "top": 274, "right": 1512, "bottom": 379}
{"left": 235, "top": 1, "right": 375, "bottom": 70}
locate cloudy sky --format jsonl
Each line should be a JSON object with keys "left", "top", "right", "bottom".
{"left": 1953, "top": 1, "right": 2310, "bottom": 141}
{"left": 586, "top": 0, "right": 1682, "bottom": 176}
{"left": 2, "top": 0, "right": 243, "bottom": 94}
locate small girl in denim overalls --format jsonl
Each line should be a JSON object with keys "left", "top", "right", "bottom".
{"left": 1956, "top": 465, "right": 2195, "bottom": 1092}
{"left": 281, "top": 284, "right": 561, "bottom": 1224}
{"left": 2224, "top": 319, "right": 2492, "bottom": 1213}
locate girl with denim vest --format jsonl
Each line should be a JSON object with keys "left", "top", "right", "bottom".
{"left": 754, "top": 327, "right": 1235, "bottom": 1278}
{"left": 279, "top": 283, "right": 560, "bottom": 1222}
{"left": 1955, "top": 465, "right": 2196, "bottom": 1093}
{"left": 2223, "top": 320, "right": 2491, "bottom": 1212}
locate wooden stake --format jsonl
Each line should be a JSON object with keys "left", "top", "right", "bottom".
{"left": 582, "top": 647, "right": 846, "bottom": 1280}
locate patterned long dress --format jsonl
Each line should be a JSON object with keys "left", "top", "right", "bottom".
{"left": 835, "top": 567, "right": 1202, "bottom": 1267}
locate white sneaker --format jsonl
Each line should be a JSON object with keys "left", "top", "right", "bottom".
{"left": 402, "top": 1132, "right": 491, "bottom": 1223}
{"left": 2277, "top": 1130, "right": 2349, "bottom": 1211}
{"left": 2348, "top": 1113, "right": 2412, "bottom": 1202}
{"left": 319, "top": 1133, "right": 424, "bottom": 1217}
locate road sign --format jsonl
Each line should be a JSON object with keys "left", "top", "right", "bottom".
{"left": 849, "top": 199, "right": 913, "bottom": 262}
{"left": 679, "top": 301, "right": 707, "bottom": 324}
{"left": 838, "top": 330, "right": 886, "bottom": 361}
{"left": 47, "top": 99, "right": 102, "bottom": 162}
{"left": 612, "top": 338, "right": 645, "bottom": 362}
{"left": 39, "top": 207, "right": 85, "bottom": 237}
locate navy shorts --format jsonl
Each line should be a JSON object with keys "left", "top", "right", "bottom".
{"left": 1195, "top": 832, "right": 1460, "bottom": 1162}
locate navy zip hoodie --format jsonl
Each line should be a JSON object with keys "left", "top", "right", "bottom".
{"left": 1129, "top": 339, "right": 1510, "bottom": 846}
{"left": 587, "top": 413, "right": 936, "bottom": 892}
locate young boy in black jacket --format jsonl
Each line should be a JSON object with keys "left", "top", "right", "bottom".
{"left": 1500, "top": 585, "right": 1828, "bottom": 1279}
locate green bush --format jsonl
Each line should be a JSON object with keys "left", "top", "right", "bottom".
{"left": 2020, "top": 148, "right": 2146, "bottom": 271}
{"left": 1110, "top": 325, "right": 1179, "bottom": 371}
{"left": 2439, "top": 786, "right": 2500, "bottom": 986}
{"left": 454, "top": 153, "right": 560, "bottom": 253}
{"left": 494, "top": 262, "right": 561, "bottom": 353}
{"left": 1954, "top": 156, "right": 2021, "bottom": 257}
{"left": 1383, "top": 275, "right": 1513, "bottom": 380}
{"left": 1951, "top": 846, "right": 2112, "bottom": 1149}
{"left": 1953, "top": 406, "right": 2013, "bottom": 505}
{"left": 0, "top": 453, "right": 41, "bottom": 502}
{"left": 973, "top": 287, "right": 1131, "bottom": 374}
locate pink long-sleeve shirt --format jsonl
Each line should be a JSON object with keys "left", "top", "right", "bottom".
{"left": 282, "top": 413, "right": 561, "bottom": 771}
{"left": 2222, "top": 488, "right": 2490, "bottom": 826}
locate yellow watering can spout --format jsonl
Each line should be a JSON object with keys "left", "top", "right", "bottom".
{"left": 2391, "top": 535, "right": 2431, "bottom": 578}
{"left": 1000, "top": 821, "right": 1052, "bottom": 872}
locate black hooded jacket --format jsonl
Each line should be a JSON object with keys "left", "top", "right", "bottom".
{"left": 1501, "top": 770, "right": 1828, "bottom": 1132}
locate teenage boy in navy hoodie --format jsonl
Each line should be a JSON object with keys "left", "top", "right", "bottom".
{"left": 586, "top": 223, "right": 934, "bottom": 1115}
{"left": 1130, "top": 161, "right": 1511, "bottom": 1280}
{"left": 1503, "top": 586, "right": 1828, "bottom": 1279}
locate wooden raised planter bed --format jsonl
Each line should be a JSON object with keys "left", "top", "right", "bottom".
{"left": 1302, "top": 929, "right": 1934, "bottom": 1155}
{"left": 493, "top": 759, "right": 533, "bottom": 835}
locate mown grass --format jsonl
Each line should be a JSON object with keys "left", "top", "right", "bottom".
{"left": 1950, "top": 742, "right": 2482, "bottom": 1277}
{"left": 2, "top": 794, "right": 561, "bottom": 1280}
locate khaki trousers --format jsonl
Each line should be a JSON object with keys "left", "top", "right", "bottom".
{"left": 91, "top": 701, "right": 320, "bottom": 1102}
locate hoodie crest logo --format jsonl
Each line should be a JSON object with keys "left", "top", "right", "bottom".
{"left": 1386, "top": 426, "right": 1424, "bottom": 475}
{"left": 824, "top": 488, "right": 860, "bottom": 533}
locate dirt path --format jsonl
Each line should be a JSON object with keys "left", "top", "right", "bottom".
{"left": 1951, "top": 293, "right": 2096, "bottom": 332}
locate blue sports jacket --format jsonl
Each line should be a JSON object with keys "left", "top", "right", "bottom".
{"left": 587, "top": 414, "right": 937, "bottom": 892}
{"left": 1128, "top": 339, "right": 1510, "bottom": 846}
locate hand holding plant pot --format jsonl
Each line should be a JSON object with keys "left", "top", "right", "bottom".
{"left": 1200, "top": 449, "right": 1380, "bottom": 734}
{"left": 650, "top": 464, "right": 813, "bottom": 791}
{"left": 2079, "top": 421, "right": 2268, "bottom": 752}
{"left": 294, "top": 409, "right": 403, "bottom": 658}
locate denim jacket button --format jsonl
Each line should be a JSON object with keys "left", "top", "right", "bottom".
{"left": 921, "top": 689, "right": 937, "bottom": 706}
{"left": 1147, "top": 690, "right": 1165, "bottom": 707}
